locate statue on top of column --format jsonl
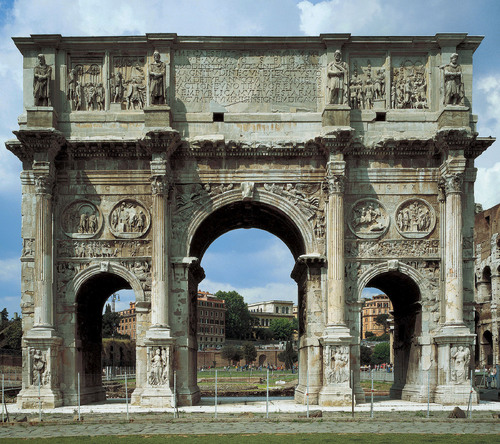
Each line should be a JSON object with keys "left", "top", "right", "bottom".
{"left": 33, "top": 54, "right": 52, "bottom": 106}
{"left": 326, "top": 50, "right": 348, "bottom": 105}
{"left": 149, "top": 50, "right": 166, "bottom": 105}
{"left": 441, "top": 53, "right": 464, "bottom": 106}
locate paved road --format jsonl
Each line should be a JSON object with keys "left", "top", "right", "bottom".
{"left": 0, "top": 419, "right": 499, "bottom": 439}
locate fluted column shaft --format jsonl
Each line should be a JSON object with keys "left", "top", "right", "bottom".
{"left": 326, "top": 166, "right": 346, "bottom": 326}
{"left": 33, "top": 162, "right": 55, "bottom": 328}
{"left": 150, "top": 165, "right": 170, "bottom": 329}
{"left": 443, "top": 173, "right": 464, "bottom": 325}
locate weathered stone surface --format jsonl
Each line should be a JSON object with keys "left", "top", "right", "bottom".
{"left": 5, "top": 33, "right": 495, "bottom": 409}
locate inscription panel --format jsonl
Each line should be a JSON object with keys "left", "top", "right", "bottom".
{"left": 174, "top": 49, "right": 324, "bottom": 113}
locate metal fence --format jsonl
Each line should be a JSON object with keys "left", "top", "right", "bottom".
{"left": 359, "top": 369, "right": 394, "bottom": 382}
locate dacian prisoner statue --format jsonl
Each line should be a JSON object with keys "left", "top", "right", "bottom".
{"left": 5, "top": 33, "right": 494, "bottom": 409}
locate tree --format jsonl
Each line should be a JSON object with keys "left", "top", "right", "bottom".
{"left": 242, "top": 343, "right": 257, "bottom": 364}
{"left": 360, "top": 345, "right": 372, "bottom": 366}
{"left": 215, "top": 291, "right": 254, "bottom": 340}
{"left": 254, "top": 327, "right": 274, "bottom": 341}
{"left": 2, "top": 318, "right": 22, "bottom": 350}
{"left": 221, "top": 345, "right": 242, "bottom": 364}
{"left": 373, "top": 333, "right": 390, "bottom": 342}
{"left": 371, "top": 342, "right": 390, "bottom": 365}
{"left": 278, "top": 341, "right": 298, "bottom": 369}
{"left": 269, "top": 318, "right": 296, "bottom": 341}
{"left": 365, "top": 331, "right": 375, "bottom": 339}
{"left": 0, "top": 309, "right": 8, "bottom": 328}
{"left": 375, "top": 313, "right": 389, "bottom": 334}
{"left": 102, "top": 303, "right": 127, "bottom": 338}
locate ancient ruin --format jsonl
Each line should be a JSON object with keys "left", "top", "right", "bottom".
{"left": 5, "top": 33, "right": 494, "bottom": 408}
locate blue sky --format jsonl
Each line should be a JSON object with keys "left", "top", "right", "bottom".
{"left": 0, "top": 0, "right": 500, "bottom": 314}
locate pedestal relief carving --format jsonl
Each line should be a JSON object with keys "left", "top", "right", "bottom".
{"left": 391, "top": 59, "right": 428, "bottom": 109}
{"left": 147, "top": 346, "right": 171, "bottom": 386}
{"left": 348, "top": 199, "right": 389, "bottom": 239}
{"left": 395, "top": 199, "right": 435, "bottom": 238}
{"left": 325, "top": 345, "right": 350, "bottom": 385}
{"left": 30, "top": 348, "right": 51, "bottom": 387}
{"left": 67, "top": 59, "right": 104, "bottom": 111}
{"left": 61, "top": 201, "right": 102, "bottom": 239}
{"left": 22, "top": 238, "right": 35, "bottom": 258}
{"left": 450, "top": 345, "right": 470, "bottom": 384}
{"left": 109, "top": 200, "right": 150, "bottom": 239}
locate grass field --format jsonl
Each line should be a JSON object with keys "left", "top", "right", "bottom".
{"left": 0, "top": 434, "right": 498, "bottom": 444}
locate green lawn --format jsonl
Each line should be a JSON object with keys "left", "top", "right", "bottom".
{"left": 0, "top": 434, "right": 497, "bottom": 444}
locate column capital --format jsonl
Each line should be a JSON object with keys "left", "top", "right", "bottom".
{"left": 150, "top": 159, "right": 173, "bottom": 197}
{"left": 324, "top": 160, "right": 346, "bottom": 195}
{"left": 33, "top": 160, "right": 55, "bottom": 196}
{"left": 441, "top": 172, "right": 464, "bottom": 195}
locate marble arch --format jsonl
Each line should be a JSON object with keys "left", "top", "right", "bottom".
{"left": 6, "top": 33, "right": 495, "bottom": 408}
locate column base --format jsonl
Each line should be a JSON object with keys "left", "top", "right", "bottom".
{"left": 17, "top": 387, "right": 63, "bottom": 409}
{"left": 318, "top": 384, "right": 353, "bottom": 406}
{"left": 434, "top": 384, "right": 479, "bottom": 405}
{"left": 132, "top": 387, "right": 175, "bottom": 408}
{"left": 295, "top": 385, "right": 320, "bottom": 405}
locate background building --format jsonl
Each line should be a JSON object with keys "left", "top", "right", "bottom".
{"left": 474, "top": 203, "right": 500, "bottom": 367}
{"left": 197, "top": 291, "right": 226, "bottom": 350}
{"left": 117, "top": 302, "right": 136, "bottom": 340}
{"left": 361, "top": 294, "right": 393, "bottom": 339}
{"left": 248, "top": 300, "right": 295, "bottom": 327}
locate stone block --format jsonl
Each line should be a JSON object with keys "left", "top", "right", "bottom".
{"left": 144, "top": 105, "right": 172, "bottom": 128}
{"left": 26, "top": 107, "right": 57, "bottom": 128}
{"left": 438, "top": 106, "right": 470, "bottom": 128}
{"left": 322, "top": 105, "right": 351, "bottom": 127}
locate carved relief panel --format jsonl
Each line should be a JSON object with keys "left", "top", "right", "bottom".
{"left": 61, "top": 200, "right": 102, "bottom": 239}
{"left": 147, "top": 346, "right": 171, "bottom": 387}
{"left": 348, "top": 199, "right": 389, "bottom": 239}
{"left": 450, "top": 345, "right": 471, "bottom": 384}
{"left": 29, "top": 347, "right": 56, "bottom": 388}
{"left": 391, "top": 57, "right": 429, "bottom": 109}
{"left": 324, "top": 345, "right": 350, "bottom": 385}
{"left": 67, "top": 57, "right": 105, "bottom": 111}
{"left": 395, "top": 198, "right": 435, "bottom": 238}
{"left": 112, "top": 55, "right": 146, "bottom": 110}
{"left": 349, "top": 57, "right": 386, "bottom": 109}
{"left": 109, "top": 199, "right": 150, "bottom": 239}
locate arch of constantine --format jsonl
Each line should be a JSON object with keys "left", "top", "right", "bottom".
{"left": 5, "top": 33, "right": 494, "bottom": 408}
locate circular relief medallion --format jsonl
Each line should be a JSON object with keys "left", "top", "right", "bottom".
{"left": 395, "top": 198, "right": 435, "bottom": 239}
{"left": 109, "top": 199, "right": 150, "bottom": 239}
{"left": 61, "top": 200, "right": 102, "bottom": 239}
{"left": 348, "top": 198, "right": 389, "bottom": 239}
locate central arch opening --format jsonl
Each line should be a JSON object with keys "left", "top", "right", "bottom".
{"left": 188, "top": 201, "right": 307, "bottom": 403}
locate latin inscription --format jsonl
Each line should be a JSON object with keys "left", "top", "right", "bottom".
{"left": 174, "top": 50, "right": 323, "bottom": 109}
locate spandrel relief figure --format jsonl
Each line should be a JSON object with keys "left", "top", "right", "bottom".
{"left": 349, "top": 199, "right": 389, "bottom": 239}
{"left": 451, "top": 345, "right": 470, "bottom": 384}
{"left": 149, "top": 50, "right": 166, "bottom": 105}
{"left": 441, "top": 53, "right": 464, "bottom": 106}
{"left": 33, "top": 54, "right": 52, "bottom": 106}
{"left": 109, "top": 200, "right": 150, "bottom": 239}
{"left": 327, "top": 50, "right": 348, "bottom": 105}
{"left": 61, "top": 201, "right": 101, "bottom": 239}
{"left": 391, "top": 60, "right": 428, "bottom": 109}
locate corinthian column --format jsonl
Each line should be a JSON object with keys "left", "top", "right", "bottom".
{"left": 442, "top": 172, "right": 464, "bottom": 325}
{"left": 33, "top": 161, "right": 55, "bottom": 330}
{"left": 149, "top": 161, "right": 171, "bottom": 331}
{"left": 325, "top": 165, "right": 346, "bottom": 327}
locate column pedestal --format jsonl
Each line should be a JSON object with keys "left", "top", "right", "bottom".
{"left": 433, "top": 331, "right": 478, "bottom": 405}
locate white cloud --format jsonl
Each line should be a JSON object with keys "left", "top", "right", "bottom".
{"left": 475, "top": 162, "right": 500, "bottom": 210}
{"left": 0, "top": 257, "right": 20, "bottom": 282}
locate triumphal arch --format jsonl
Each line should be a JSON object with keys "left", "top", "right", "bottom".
{"left": 6, "top": 33, "right": 494, "bottom": 408}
